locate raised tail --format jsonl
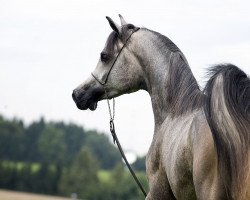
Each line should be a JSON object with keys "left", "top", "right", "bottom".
{"left": 203, "top": 64, "right": 250, "bottom": 199}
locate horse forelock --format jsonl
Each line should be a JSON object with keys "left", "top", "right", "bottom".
{"left": 103, "top": 31, "right": 119, "bottom": 55}
{"left": 103, "top": 24, "right": 139, "bottom": 55}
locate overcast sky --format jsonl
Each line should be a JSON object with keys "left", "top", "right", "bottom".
{"left": 1, "top": 0, "right": 250, "bottom": 155}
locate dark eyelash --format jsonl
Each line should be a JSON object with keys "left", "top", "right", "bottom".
{"left": 100, "top": 52, "right": 110, "bottom": 62}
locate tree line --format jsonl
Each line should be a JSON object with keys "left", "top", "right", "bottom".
{"left": 0, "top": 115, "right": 147, "bottom": 199}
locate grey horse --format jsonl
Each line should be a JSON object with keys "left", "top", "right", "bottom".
{"left": 72, "top": 15, "right": 250, "bottom": 200}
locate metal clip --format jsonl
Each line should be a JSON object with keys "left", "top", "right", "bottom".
{"left": 110, "top": 120, "right": 116, "bottom": 144}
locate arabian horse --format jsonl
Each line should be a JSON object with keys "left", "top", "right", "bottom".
{"left": 72, "top": 15, "right": 250, "bottom": 199}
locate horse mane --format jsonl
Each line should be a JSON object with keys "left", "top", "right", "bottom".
{"left": 146, "top": 28, "right": 204, "bottom": 116}
{"left": 145, "top": 28, "right": 180, "bottom": 52}
{"left": 204, "top": 64, "right": 250, "bottom": 198}
{"left": 166, "top": 52, "right": 204, "bottom": 116}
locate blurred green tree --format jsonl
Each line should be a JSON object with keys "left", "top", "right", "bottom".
{"left": 0, "top": 116, "right": 25, "bottom": 161}
{"left": 53, "top": 122, "right": 86, "bottom": 165}
{"left": 58, "top": 148, "right": 100, "bottom": 200}
{"left": 24, "top": 118, "right": 45, "bottom": 162}
{"left": 38, "top": 125, "right": 67, "bottom": 165}
{"left": 98, "top": 164, "right": 148, "bottom": 200}
{"left": 37, "top": 124, "right": 67, "bottom": 193}
{"left": 0, "top": 114, "right": 149, "bottom": 199}
{"left": 85, "top": 130, "right": 121, "bottom": 169}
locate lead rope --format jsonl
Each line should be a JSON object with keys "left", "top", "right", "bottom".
{"left": 104, "top": 88, "right": 147, "bottom": 197}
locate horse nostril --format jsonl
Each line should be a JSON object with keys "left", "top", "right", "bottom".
{"left": 72, "top": 90, "right": 78, "bottom": 102}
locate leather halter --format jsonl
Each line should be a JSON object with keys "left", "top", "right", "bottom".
{"left": 90, "top": 27, "right": 147, "bottom": 197}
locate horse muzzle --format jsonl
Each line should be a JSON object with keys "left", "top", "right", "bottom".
{"left": 72, "top": 87, "right": 104, "bottom": 111}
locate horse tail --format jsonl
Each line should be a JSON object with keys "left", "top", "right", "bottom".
{"left": 203, "top": 64, "right": 250, "bottom": 199}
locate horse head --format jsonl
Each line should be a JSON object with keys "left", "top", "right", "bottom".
{"left": 72, "top": 15, "right": 145, "bottom": 111}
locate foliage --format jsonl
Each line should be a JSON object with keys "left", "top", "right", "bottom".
{"left": 132, "top": 155, "right": 146, "bottom": 171}
{"left": 97, "top": 164, "right": 148, "bottom": 200}
{"left": 0, "top": 115, "right": 121, "bottom": 168}
{"left": 23, "top": 118, "right": 45, "bottom": 162}
{"left": 38, "top": 125, "right": 67, "bottom": 165}
{"left": 53, "top": 122, "right": 86, "bottom": 165}
{"left": 0, "top": 114, "right": 148, "bottom": 199}
{"left": 0, "top": 161, "right": 59, "bottom": 194}
{"left": 0, "top": 117, "right": 25, "bottom": 161}
{"left": 59, "top": 148, "right": 100, "bottom": 199}
{"left": 85, "top": 130, "right": 121, "bottom": 169}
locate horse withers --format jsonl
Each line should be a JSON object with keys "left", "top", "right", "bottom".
{"left": 72, "top": 15, "right": 250, "bottom": 200}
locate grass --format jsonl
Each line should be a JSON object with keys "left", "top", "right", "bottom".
{"left": 0, "top": 189, "right": 70, "bottom": 200}
{"left": 98, "top": 169, "right": 147, "bottom": 184}
{"left": 1, "top": 161, "right": 57, "bottom": 173}
{"left": 98, "top": 170, "right": 111, "bottom": 183}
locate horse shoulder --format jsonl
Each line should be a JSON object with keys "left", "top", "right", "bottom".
{"left": 161, "top": 112, "right": 200, "bottom": 199}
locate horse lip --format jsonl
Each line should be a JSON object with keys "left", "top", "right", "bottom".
{"left": 76, "top": 101, "right": 88, "bottom": 110}
{"left": 89, "top": 101, "right": 97, "bottom": 111}
{"left": 76, "top": 99, "right": 98, "bottom": 111}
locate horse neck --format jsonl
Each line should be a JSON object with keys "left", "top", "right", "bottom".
{"left": 133, "top": 30, "right": 203, "bottom": 130}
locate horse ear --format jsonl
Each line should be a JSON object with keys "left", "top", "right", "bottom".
{"left": 106, "top": 16, "right": 121, "bottom": 34}
{"left": 118, "top": 14, "right": 127, "bottom": 26}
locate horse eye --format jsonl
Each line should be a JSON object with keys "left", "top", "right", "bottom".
{"left": 100, "top": 52, "right": 109, "bottom": 62}
{"left": 127, "top": 24, "right": 135, "bottom": 29}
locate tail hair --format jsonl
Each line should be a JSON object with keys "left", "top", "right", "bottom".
{"left": 203, "top": 64, "right": 250, "bottom": 199}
